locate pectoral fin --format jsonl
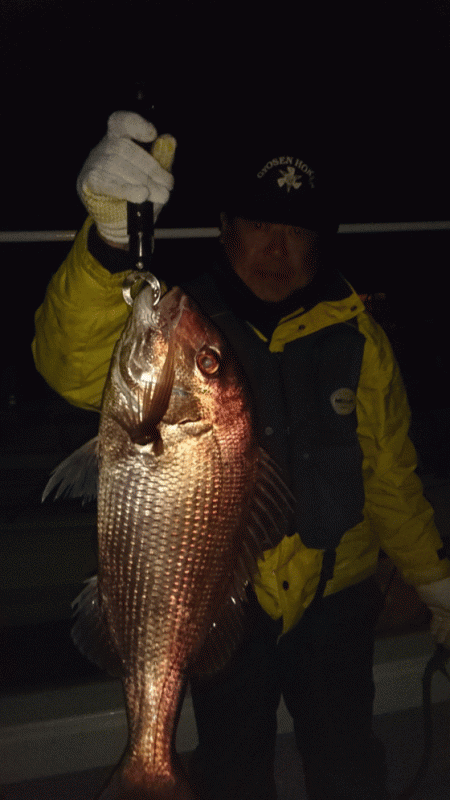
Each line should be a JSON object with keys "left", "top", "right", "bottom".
{"left": 42, "top": 437, "right": 99, "bottom": 503}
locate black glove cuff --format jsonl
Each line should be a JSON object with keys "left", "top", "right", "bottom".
{"left": 88, "top": 224, "right": 134, "bottom": 274}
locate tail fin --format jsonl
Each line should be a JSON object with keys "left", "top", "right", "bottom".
{"left": 95, "top": 759, "right": 202, "bottom": 799}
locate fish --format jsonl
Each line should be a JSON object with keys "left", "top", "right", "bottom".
{"left": 43, "top": 284, "right": 292, "bottom": 799}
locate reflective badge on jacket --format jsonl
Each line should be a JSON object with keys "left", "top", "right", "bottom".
{"left": 330, "top": 388, "right": 357, "bottom": 415}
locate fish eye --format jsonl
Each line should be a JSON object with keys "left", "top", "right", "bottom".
{"left": 196, "top": 348, "right": 220, "bottom": 376}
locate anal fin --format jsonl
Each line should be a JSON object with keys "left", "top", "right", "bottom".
{"left": 71, "top": 576, "right": 123, "bottom": 677}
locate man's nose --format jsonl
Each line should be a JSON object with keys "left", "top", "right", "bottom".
{"left": 266, "top": 227, "right": 288, "bottom": 257}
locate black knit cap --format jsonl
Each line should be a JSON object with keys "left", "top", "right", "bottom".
{"left": 218, "top": 136, "right": 338, "bottom": 234}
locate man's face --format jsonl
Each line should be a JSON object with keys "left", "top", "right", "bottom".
{"left": 220, "top": 215, "right": 322, "bottom": 302}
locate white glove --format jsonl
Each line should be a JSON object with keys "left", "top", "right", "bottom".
{"left": 416, "top": 576, "right": 450, "bottom": 648}
{"left": 77, "top": 111, "right": 176, "bottom": 244}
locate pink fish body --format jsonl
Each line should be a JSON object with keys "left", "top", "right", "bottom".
{"left": 45, "top": 286, "right": 291, "bottom": 799}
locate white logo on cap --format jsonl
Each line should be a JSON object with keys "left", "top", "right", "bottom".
{"left": 278, "top": 166, "right": 302, "bottom": 192}
{"left": 257, "top": 157, "right": 316, "bottom": 188}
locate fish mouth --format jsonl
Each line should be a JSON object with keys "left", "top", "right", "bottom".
{"left": 117, "top": 288, "right": 201, "bottom": 449}
{"left": 137, "top": 381, "right": 189, "bottom": 400}
{"left": 122, "top": 336, "right": 177, "bottom": 448}
{"left": 155, "top": 287, "right": 187, "bottom": 333}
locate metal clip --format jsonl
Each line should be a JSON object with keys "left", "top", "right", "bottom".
{"left": 122, "top": 271, "right": 161, "bottom": 308}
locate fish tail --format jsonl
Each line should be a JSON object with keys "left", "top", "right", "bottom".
{"left": 95, "top": 760, "right": 201, "bottom": 799}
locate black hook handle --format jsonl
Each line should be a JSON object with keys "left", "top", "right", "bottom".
{"left": 127, "top": 82, "right": 160, "bottom": 270}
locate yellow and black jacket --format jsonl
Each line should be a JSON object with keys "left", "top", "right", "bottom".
{"left": 32, "top": 218, "right": 450, "bottom": 634}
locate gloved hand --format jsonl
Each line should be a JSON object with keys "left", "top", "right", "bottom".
{"left": 416, "top": 576, "right": 450, "bottom": 648}
{"left": 77, "top": 111, "right": 177, "bottom": 245}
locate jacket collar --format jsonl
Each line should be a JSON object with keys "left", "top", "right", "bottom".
{"left": 210, "top": 244, "right": 363, "bottom": 341}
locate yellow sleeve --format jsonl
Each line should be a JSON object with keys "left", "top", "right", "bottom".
{"left": 32, "top": 218, "right": 131, "bottom": 411}
{"left": 357, "top": 312, "right": 450, "bottom": 586}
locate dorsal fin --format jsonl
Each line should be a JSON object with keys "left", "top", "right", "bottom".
{"left": 191, "top": 590, "right": 248, "bottom": 676}
{"left": 192, "top": 449, "right": 294, "bottom": 676}
{"left": 239, "top": 447, "right": 294, "bottom": 570}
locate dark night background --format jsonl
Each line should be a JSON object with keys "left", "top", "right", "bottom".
{"left": 1, "top": 0, "right": 449, "bottom": 229}
{"left": 1, "top": 0, "right": 450, "bottom": 449}
{"left": 0, "top": 1, "right": 450, "bottom": 693}
{"left": 2, "top": 0, "right": 449, "bottom": 394}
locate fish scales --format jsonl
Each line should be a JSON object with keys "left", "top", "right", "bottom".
{"left": 43, "top": 285, "right": 292, "bottom": 799}
{"left": 98, "top": 434, "right": 252, "bottom": 671}
{"left": 95, "top": 288, "right": 262, "bottom": 797}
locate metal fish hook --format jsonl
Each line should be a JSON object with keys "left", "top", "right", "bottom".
{"left": 122, "top": 271, "right": 161, "bottom": 308}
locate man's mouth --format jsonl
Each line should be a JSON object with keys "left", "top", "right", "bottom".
{"left": 254, "top": 267, "right": 292, "bottom": 282}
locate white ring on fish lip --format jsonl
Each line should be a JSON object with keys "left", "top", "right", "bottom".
{"left": 122, "top": 271, "right": 161, "bottom": 308}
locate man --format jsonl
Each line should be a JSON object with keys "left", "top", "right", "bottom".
{"left": 33, "top": 111, "right": 450, "bottom": 800}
